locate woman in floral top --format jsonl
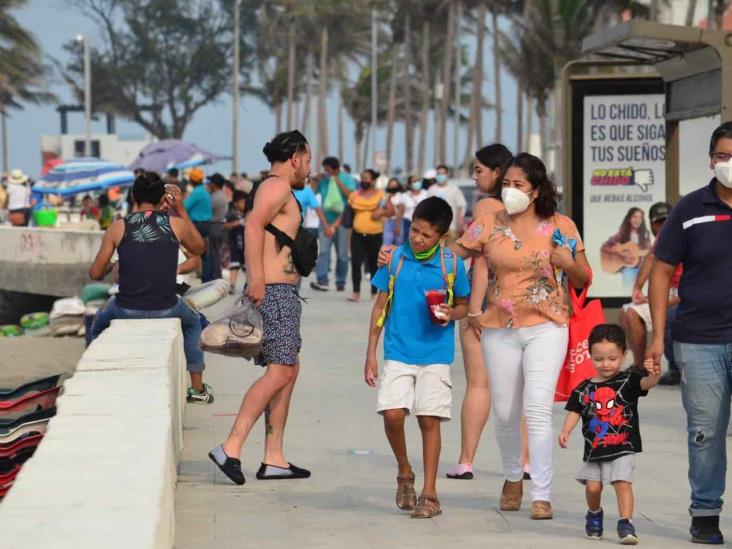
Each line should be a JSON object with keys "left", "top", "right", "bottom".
{"left": 456, "top": 153, "right": 591, "bottom": 520}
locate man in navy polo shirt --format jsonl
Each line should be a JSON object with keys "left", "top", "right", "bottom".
{"left": 648, "top": 121, "right": 732, "bottom": 545}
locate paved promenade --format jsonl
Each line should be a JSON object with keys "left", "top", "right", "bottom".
{"left": 175, "top": 282, "right": 730, "bottom": 548}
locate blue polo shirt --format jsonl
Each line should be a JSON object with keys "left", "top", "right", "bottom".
{"left": 372, "top": 244, "right": 470, "bottom": 365}
{"left": 655, "top": 179, "right": 732, "bottom": 343}
{"left": 183, "top": 184, "right": 212, "bottom": 222}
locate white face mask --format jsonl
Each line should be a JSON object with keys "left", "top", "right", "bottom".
{"left": 501, "top": 187, "right": 533, "bottom": 215}
{"left": 714, "top": 159, "right": 732, "bottom": 188}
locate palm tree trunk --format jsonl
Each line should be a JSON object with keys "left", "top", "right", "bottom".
{"left": 418, "top": 20, "right": 431, "bottom": 175}
{"left": 355, "top": 134, "right": 362, "bottom": 172}
{"left": 685, "top": 0, "right": 698, "bottom": 25}
{"left": 537, "top": 98, "right": 548, "bottom": 161}
{"left": 464, "top": 1, "right": 486, "bottom": 167}
{"left": 302, "top": 50, "right": 313, "bottom": 136}
{"left": 386, "top": 45, "right": 399, "bottom": 174}
{"left": 516, "top": 81, "right": 524, "bottom": 153}
{"left": 286, "top": 31, "right": 296, "bottom": 129}
{"left": 438, "top": 1, "right": 456, "bottom": 165}
{"left": 317, "top": 27, "right": 329, "bottom": 162}
{"left": 491, "top": 9, "right": 502, "bottom": 142}
{"left": 363, "top": 125, "right": 371, "bottom": 169}
{"left": 338, "top": 102, "right": 344, "bottom": 162}
{"left": 525, "top": 93, "right": 533, "bottom": 151}
{"left": 1, "top": 107, "right": 7, "bottom": 176}
{"left": 275, "top": 101, "right": 282, "bottom": 134}
{"left": 403, "top": 14, "right": 414, "bottom": 174}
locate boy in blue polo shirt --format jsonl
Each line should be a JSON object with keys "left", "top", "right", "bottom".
{"left": 364, "top": 196, "right": 469, "bottom": 519}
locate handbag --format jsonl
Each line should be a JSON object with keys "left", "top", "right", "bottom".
{"left": 554, "top": 282, "right": 605, "bottom": 402}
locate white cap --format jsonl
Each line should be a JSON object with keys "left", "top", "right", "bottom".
{"left": 423, "top": 168, "right": 437, "bottom": 179}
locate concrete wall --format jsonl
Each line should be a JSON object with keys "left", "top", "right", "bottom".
{"left": 0, "top": 318, "right": 186, "bottom": 549}
{"left": 0, "top": 226, "right": 104, "bottom": 297}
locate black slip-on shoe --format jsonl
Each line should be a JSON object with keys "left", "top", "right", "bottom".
{"left": 691, "top": 516, "right": 724, "bottom": 544}
{"left": 256, "top": 462, "right": 311, "bottom": 480}
{"left": 208, "top": 445, "right": 245, "bottom": 485}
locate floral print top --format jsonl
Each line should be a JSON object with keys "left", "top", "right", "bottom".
{"left": 457, "top": 210, "right": 585, "bottom": 329}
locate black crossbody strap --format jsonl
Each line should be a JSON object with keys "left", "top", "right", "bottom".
{"left": 266, "top": 223, "right": 295, "bottom": 249}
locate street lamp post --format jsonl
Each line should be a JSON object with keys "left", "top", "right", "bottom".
{"left": 77, "top": 34, "right": 92, "bottom": 157}
{"left": 232, "top": 0, "right": 241, "bottom": 175}
{"left": 370, "top": 7, "right": 378, "bottom": 167}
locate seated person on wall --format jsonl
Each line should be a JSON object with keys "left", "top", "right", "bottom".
{"left": 617, "top": 202, "right": 681, "bottom": 385}
{"left": 88, "top": 172, "right": 215, "bottom": 404}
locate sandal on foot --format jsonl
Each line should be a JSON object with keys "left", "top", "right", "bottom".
{"left": 531, "top": 500, "right": 553, "bottom": 520}
{"left": 411, "top": 495, "right": 442, "bottom": 518}
{"left": 396, "top": 473, "right": 417, "bottom": 510}
{"left": 499, "top": 479, "right": 523, "bottom": 511}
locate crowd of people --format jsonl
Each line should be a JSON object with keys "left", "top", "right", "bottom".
{"left": 77, "top": 121, "right": 732, "bottom": 546}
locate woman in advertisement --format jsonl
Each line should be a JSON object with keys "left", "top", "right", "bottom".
{"left": 600, "top": 207, "right": 651, "bottom": 288}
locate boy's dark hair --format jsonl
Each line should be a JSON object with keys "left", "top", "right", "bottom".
{"left": 99, "top": 193, "right": 110, "bottom": 208}
{"left": 709, "top": 121, "right": 732, "bottom": 155}
{"left": 412, "top": 196, "right": 453, "bottom": 235}
{"left": 132, "top": 171, "right": 165, "bottom": 205}
{"left": 232, "top": 190, "right": 247, "bottom": 204}
{"left": 504, "top": 153, "right": 558, "bottom": 219}
{"left": 208, "top": 172, "right": 226, "bottom": 188}
{"left": 167, "top": 167, "right": 179, "bottom": 177}
{"left": 322, "top": 156, "right": 340, "bottom": 171}
{"left": 588, "top": 324, "right": 627, "bottom": 354}
{"left": 262, "top": 130, "right": 308, "bottom": 164}
{"left": 82, "top": 194, "right": 92, "bottom": 202}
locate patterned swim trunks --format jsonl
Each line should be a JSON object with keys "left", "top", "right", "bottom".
{"left": 255, "top": 284, "right": 302, "bottom": 367}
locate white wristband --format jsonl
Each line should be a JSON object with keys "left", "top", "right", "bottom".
{"left": 467, "top": 311, "right": 482, "bottom": 318}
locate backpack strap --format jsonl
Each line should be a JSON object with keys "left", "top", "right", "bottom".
{"left": 376, "top": 251, "right": 406, "bottom": 328}
{"left": 440, "top": 245, "right": 457, "bottom": 307}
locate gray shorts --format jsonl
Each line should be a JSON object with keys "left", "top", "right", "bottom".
{"left": 576, "top": 453, "right": 636, "bottom": 485}
{"left": 254, "top": 284, "right": 302, "bottom": 367}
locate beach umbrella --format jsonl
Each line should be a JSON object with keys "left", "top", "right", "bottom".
{"left": 32, "top": 158, "right": 135, "bottom": 197}
{"left": 128, "top": 139, "right": 228, "bottom": 173}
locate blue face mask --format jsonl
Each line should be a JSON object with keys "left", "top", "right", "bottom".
{"left": 436, "top": 174, "right": 447, "bottom": 184}
{"left": 412, "top": 181, "right": 423, "bottom": 191}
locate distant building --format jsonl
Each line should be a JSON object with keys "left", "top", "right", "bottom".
{"left": 40, "top": 133, "right": 153, "bottom": 169}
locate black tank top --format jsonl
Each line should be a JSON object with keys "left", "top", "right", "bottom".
{"left": 116, "top": 210, "right": 179, "bottom": 311}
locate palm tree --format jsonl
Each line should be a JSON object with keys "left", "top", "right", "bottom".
{"left": 0, "top": 0, "right": 53, "bottom": 172}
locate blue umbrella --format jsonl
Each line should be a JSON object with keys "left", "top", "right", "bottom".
{"left": 32, "top": 158, "right": 135, "bottom": 197}
{"left": 128, "top": 139, "right": 228, "bottom": 173}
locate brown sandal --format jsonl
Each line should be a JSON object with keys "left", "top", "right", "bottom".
{"left": 411, "top": 495, "right": 442, "bottom": 518}
{"left": 499, "top": 479, "right": 523, "bottom": 511}
{"left": 396, "top": 473, "right": 417, "bottom": 510}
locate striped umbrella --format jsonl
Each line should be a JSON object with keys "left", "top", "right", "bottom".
{"left": 32, "top": 158, "right": 135, "bottom": 197}
{"left": 128, "top": 139, "right": 228, "bottom": 173}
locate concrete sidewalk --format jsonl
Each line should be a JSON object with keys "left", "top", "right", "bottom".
{"left": 175, "top": 282, "right": 729, "bottom": 548}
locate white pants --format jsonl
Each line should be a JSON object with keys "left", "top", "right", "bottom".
{"left": 481, "top": 322, "right": 568, "bottom": 502}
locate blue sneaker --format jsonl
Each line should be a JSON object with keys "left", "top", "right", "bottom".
{"left": 618, "top": 518, "right": 639, "bottom": 545}
{"left": 585, "top": 508, "right": 603, "bottom": 539}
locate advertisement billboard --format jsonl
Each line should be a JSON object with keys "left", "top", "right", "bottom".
{"left": 582, "top": 94, "right": 667, "bottom": 298}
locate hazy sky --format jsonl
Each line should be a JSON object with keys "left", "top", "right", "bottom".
{"left": 10, "top": 0, "right": 520, "bottom": 178}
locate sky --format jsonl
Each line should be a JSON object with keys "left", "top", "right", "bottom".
{"left": 10, "top": 0, "right": 521, "bottom": 178}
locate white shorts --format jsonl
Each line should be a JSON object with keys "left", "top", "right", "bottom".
{"left": 576, "top": 454, "right": 636, "bottom": 485}
{"left": 376, "top": 361, "right": 452, "bottom": 420}
{"left": 622, "top": 302, "right": 652, "bottom": 325}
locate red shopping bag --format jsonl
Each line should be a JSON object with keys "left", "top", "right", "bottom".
{"left": 554, "top": 284, "right": 605, "bottom": 402}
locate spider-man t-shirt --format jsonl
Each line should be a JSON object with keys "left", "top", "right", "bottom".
{"left": 565, "top": 370, "right": 648, "bottom": 463}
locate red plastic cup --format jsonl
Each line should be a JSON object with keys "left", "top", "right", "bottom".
{"left": 425, "top": 289, "right": 447, "bottom": 324}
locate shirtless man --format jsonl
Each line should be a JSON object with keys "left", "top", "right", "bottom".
{"left": 209, "top": 130, "right": 312, "bottom": 485}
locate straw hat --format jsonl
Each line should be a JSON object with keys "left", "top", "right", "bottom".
{"left": 7, "top": 169, "right": 29, "bottom": 185}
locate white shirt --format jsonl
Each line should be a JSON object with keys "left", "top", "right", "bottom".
{"left": 394, "top": 190, "right": 428, "bottom": 221}
{"left": 7, "top": 184, "right": 31, "bottom": 211}
{"left": 304, "top": 194, "right": 321, "bottom": 229}
{"left": 426, "top": 182, "right": 466, "bottom": 230}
